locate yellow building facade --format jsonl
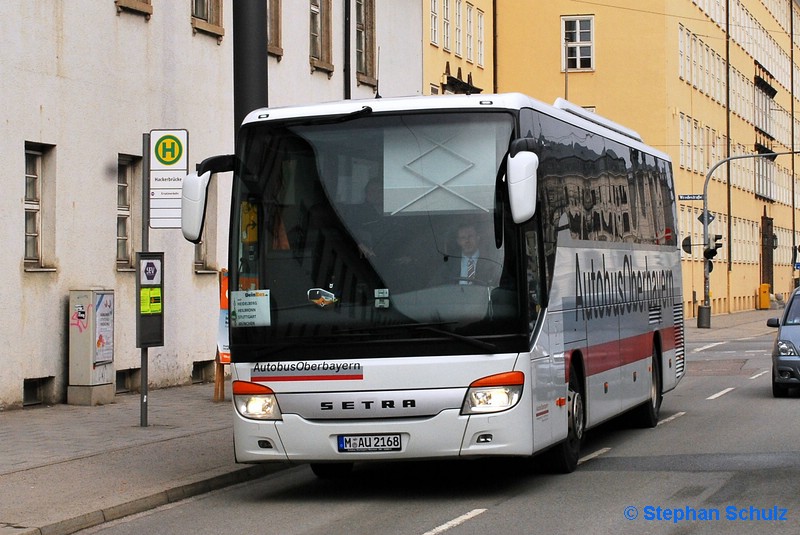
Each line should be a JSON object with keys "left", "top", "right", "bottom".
{"left": 424, "top": 0, "right": 494, "bottom": 94}
{"left": 496, "top": 0, "right": 800, "bottom": 318}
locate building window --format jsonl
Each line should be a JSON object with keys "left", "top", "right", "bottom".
{"left": 195, "top": 240, "right": 208, "bottom": 270}
{"left": 466, "top": 3, "right": 473, "bottom": 62}
{"left": 24, "top": 143, "right": 55, "bottom": 270}
{"left": 430, "top": 0, "right": 438, "bottom": 45}
{"left": 117, "top": 155, "right": 140, "bottom": 268}
{"left": 268, "top": 0, "right": 283, "bottom": 58}
{"left": 192, "top": 0, "right": 224, "bottom": 41}
{"left": 24, "top": 149, "right": 41, "bottom": 264}
{"left": 562, "top": 16, "right": 594, "bottom": 70}
{"left": 454, "top": 0, "right": 462, "bottom": 56}
{"left": 755, "top": 147, "right": 776, "bottom": 201}
{"left": 310, "top": 0, "right": 333, "bottom": 74}
{"left": 356, "top": 0, "right": 376, "bottom": 87}
{"left": 442, "top": 0, "right": 451, "bottom": 51}
{"left": 678, "top": 25, "right": 685, "bottom": 80}
{"left": 754, "top": 84, "right": 776, "bottom": 138}
{"left": 476, "top": 9, "right": 484, "bottom": 67}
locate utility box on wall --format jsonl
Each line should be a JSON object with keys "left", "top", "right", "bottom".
{"left": 68, "top": 290, "right": 115, "bottom": 405}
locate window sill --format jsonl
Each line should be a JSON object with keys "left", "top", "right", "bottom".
{"left": 194, "top": 267, "right": 218, "bottom": 275}
{"left": 24, "top": 266, "right": 57, "bottom": 273}
{"left": 192, "top": 17, "right": 225, "bottom": 44}
{"left": 357, "top": 73, "right": 378, "bottom": 89}
{"left": 268, "top": 45, "right": 284, "bottom": 61}
{"left": 115, "top": 0, "right": 152, "bottom": 19}
{"left": 117, "top": 266, "right": 137, "bottom": 273}
{"left": 310, "top": 58, "right": 334, "bottom": 77}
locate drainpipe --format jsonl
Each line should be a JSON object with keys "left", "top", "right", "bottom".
{"left": 492, "top": 0, "right": 498, "bottom": 93}
{"left": 344, "top": 0, "right": 352, "bottom": 99}
{"left": 791, "top": 0, "right": 797, "bottom": 284}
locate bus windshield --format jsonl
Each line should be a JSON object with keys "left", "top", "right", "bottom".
{"left": 228, "top": 111, "right": 529, "bottom": 361}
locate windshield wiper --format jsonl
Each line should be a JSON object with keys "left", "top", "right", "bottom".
{"left": 342, "top": 322, "right": 496, "bottom": 352}
{"left": 416, "top": 325, "right": 497, "bottom": 351}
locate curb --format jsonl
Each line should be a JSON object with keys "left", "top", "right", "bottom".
{"left": 19, "top": 465, "right": 280, "bottom": 535}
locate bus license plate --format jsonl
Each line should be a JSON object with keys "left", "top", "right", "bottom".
{"left": 337, "top": 434, "right": 401, "bottom": 452}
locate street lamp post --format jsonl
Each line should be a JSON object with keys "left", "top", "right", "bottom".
{"left": 698, "top": 151, "right": 800, "bottom": 328}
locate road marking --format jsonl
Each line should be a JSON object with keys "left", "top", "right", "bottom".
{"left": 749, "top": 370, "right": 769, "bottom": 379}
{"left": 739, "top": 333, "right": 774, "bottom": 340}
{"left": 693, "top": 342, "right": 726, "bottom": 352}
{"left": 657, "top": 411, "right": 686, "bottom": 426}
{"left": 707, "top": 387, "right": 735, "bottom": 400}
{"left": 422, "top": 509, "right": 487, "bottom": 535}
{"left": 745, "top": 350, "right": 767, "bottom": 354}
{"left": 578, "top": 447, "right": 611, "bottom": 465}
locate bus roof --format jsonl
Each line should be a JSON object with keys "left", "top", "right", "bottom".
{"left": 242, "top": 93, "right": 671, "bottom": 163}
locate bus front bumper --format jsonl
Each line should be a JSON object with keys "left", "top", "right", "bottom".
{"left": 233, "top": 407, "right": 533, "bottom": 464}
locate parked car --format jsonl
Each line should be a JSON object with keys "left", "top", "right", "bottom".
{"left": 767, "top": 288, "right": 800, "bottom": 397}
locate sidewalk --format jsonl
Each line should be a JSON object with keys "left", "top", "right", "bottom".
{"left": 0, "top": 308, "right": 785, "bottom": 535}
{"left": 684, "top": 306, "right": 781, "bottom": 342}
{"left": 0, "top": 381, "right": 282, "bottom": 535}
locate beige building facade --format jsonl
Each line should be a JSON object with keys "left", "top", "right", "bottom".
{"left": 496, "top": 0, "right": 800, "bottom": 318}
{"left": 424, "top": 0, "right": 494, "bottom": 94}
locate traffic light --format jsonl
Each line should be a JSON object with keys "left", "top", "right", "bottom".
{"left": 703, "top": 234, "right": 723, "bottom": 259}
{"left": 681, "top": 236, "right": 692, "bottom": 254}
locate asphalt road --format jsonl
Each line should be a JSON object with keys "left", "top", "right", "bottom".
{"left": 79, "top": 327, "right": 799, "bottom": 535}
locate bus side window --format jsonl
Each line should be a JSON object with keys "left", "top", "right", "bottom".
{"left": 524, "top": 221, "right": 546, "bottom": 320}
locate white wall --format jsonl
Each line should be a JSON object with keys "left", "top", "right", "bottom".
{"left": 0, "top": 0, "right": 423, "bottom": 408}
{"left": 0, "top": 1, "right": 234, "bottom": 407}
{"left": 267, "top": 0, "right": 422, "bottom": 107}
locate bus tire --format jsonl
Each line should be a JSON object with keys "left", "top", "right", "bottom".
{"left": 632, "top": 345, "right": 662, "bottom": 428}
{"left": 546, "top": 364, "right": 584, "bottom": 473}
{"left": 310, "top": 462, "right": 354, "bottom": 479}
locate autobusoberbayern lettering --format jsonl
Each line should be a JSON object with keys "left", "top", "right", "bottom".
{"left": 575, "top": 254, "right": 675, "bottom": 320}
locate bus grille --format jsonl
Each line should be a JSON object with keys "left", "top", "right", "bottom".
{"left": 673, "top": 303, "right": 685, "bottom": 378}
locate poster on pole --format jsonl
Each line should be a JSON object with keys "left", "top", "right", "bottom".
{"left": 217, "top": 269, "right": 230, "bottom": 364}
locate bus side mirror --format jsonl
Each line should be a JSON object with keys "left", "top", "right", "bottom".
{"left": 181, "top": 170, "right": 212, "bottom": 243}
{"left": 507, "top": 150, "right": 539, "bottom": 224}
{"left": 182, "top": 154, "right": 235, "bottom": 244}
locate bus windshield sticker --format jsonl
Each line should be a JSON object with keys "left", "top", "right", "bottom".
{"left": 374, "top": 288, "right": 390, "bottom": 309}
{"left": 307, "top": 288, "right": 338, "bottom": 308}
{"left": 230, "top": 290, "right": 271, "bottom": 327}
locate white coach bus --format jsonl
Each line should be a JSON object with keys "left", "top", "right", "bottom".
{"left": 182, "top": 93, "right": 684, "bottom": 477}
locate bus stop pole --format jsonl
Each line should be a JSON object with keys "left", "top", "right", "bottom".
{"left": 141, "top": 133, "right": 150, "bottom": 427}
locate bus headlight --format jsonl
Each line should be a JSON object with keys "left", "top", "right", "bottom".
{"left": 233, "top": 381, "right": 282, "bottom": 420}
{"left": 461, "top": 371, "right": 524, "bottom": 415}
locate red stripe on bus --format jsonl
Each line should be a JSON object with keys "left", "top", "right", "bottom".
{"left": 581, "top": 326, "right": 678, "bottom": 377}
{"left": 252, "top": 374, "right": 364, "bottom": 382}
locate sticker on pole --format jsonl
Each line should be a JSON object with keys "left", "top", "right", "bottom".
{"left": 139, "top": 258, "right": 162, "bottom": 285}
